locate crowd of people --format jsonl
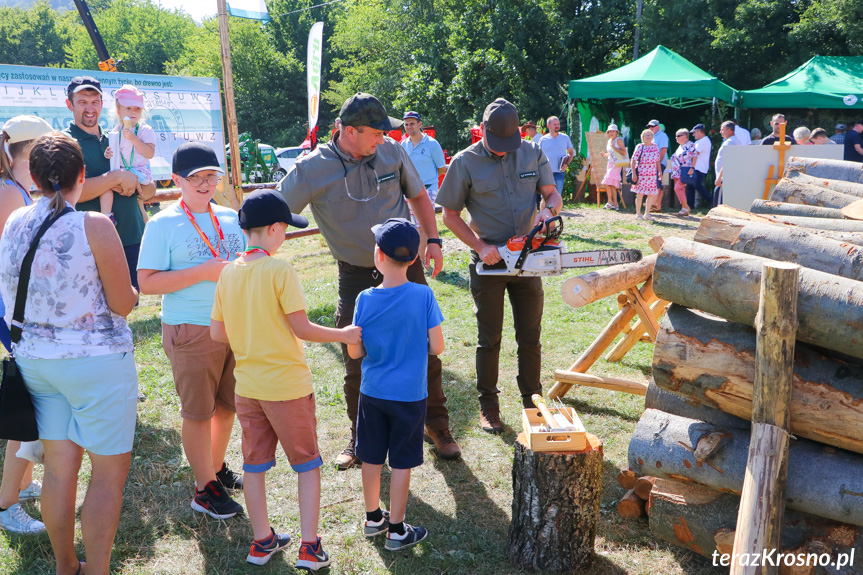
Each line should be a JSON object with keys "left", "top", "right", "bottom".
{"left": 0, "top": 77, "right": 566, "bottom": 573}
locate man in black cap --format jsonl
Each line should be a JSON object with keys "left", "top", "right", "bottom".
{"left": 437, "top": 98, "right": 562, "bottom": 433}
{"left": 63, "top": 75, "right": 154, "bottom": 291}
{"left": 277, "top": 93, "right": 460, "bottom": 466}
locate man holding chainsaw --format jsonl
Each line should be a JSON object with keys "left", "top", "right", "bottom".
{"left": 437, "top": 98, "right": 562, "bottom": 434}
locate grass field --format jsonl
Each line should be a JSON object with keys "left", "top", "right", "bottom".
{"left": 0, "top": 201, "right": 724, "bottom": 574}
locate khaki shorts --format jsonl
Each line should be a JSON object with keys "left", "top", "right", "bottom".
{"left": 235, "top": 393, "right": 322, "bottom": 473}
{"left": 161, "top": 323, "right": 236, "bottom": 420}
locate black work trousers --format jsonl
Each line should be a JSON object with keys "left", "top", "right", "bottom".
{"left": 334, "top": 260, "right": 449, "bottom": 438}
{"left": 468, "top": 252, "right": 544, "bottom": 411}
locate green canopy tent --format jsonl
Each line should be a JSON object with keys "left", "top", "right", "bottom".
{"left": 568, "top": 45, "right": 737, "bottom": 109}
{"left": 566, "top": 46, "right": 737, "bottom": 159}
{"left": 737, "top": 56, "right": 863, "bottom": 109}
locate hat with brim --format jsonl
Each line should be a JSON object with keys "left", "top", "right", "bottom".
{"left": 114, "top": 84, "right": 145, "bottom": 108}
{"left": 483, "top": 98, "right": 521, "bottom": 153}
{"left": 606, "top": 124, "right": 619, "bottom": 132}
{"left": 691, "top": 123, "right": 706, "bottom": 133}
{"left": 340, "top": 93, "right": 402, "bottom": 131}
{"left": 239, "top": 190, "right": 308, "bottom": 230}
{"left": 522, "top": 121, "right": 537, "bottom": 130}
{"left": 67, "top": 76, "right": 102, "bottom": 99}
{"left": 2, "top": 115, "right": 53, "bottom": 143}
{"left": 172, "top": 141, "right": 224, "bottom": 178}
{"left": 372, "top": 218, "right": 420, "bottom": 262}
{"left": 646, "top": 119, "right": 660, "bottom": 128}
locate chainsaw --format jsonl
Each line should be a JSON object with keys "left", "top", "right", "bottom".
{"left": 476, "top": 216, "right": 642, "bottom": 277}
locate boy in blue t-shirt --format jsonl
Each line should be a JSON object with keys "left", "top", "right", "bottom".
{"left": 348, "top": 218, "right": 444, "bottom": 551}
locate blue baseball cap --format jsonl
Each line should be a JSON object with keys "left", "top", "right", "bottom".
{"left": 403, "top": 110, "right": 421, "bottom": 121}
{"left": 691, "top": 123, "right": 706, "bottom": 133}
{"left": 372, "top": 218, "right": 420, "bottom": 262}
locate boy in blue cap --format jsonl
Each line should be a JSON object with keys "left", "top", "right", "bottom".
{"left": 210, "top": 190, "right": 362, "bottom": 569}
{"left": 348, "top": 218, "right": 445, "bottom": 551}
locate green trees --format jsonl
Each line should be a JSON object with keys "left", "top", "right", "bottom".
{"left": 0, "top": 1, "right": 73, "bottom": 67}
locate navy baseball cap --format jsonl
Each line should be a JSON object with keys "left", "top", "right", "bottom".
{"left": 340, "top": 93, "right": 402, "bottom": 131}
{"left": 483, "top": 98, "right": 521, "bottom": 153}
{"left": 646, "top": 119, "right": 660, "bottom": 127}
{"left": 67, "top": 76, "right": 102, "bottom": 99}
{"left": 403, "top": 110, "right": 421, "bottom": 121}
{"left": 691, "top": 123, "right": 706, "bottom": 133}
{"left": 239, "top": 190, "right": 308, "bottom": 230}
{"left": 172, "top": 141, "right": 224, "bottom": 178}
{"left": 372, "top": 218, "right": 419, "bottom": 262}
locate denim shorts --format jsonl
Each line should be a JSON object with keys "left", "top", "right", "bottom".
{"left": 17, "top": 352, "right": 139, "bottom": 455}
{"left": 356, "top": 393, "right": 426, "bottom": 469}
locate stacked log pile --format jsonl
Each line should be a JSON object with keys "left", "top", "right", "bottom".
{"left": 623, "top": 157, "right": 863, "bottom": 570}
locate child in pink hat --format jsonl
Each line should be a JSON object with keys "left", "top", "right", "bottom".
{"left": 102, "top": 84, "right": 156, "bottom": 223}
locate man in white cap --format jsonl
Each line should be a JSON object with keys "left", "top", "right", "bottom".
{"left": 437, "top": 98, "right": 562, "bottom": 433}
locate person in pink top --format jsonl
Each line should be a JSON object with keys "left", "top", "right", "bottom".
{"left": 629, "top": 129, "right": 661, "bottom": 221}
{"left": 102, "top": 84, "right": 156, "bottom": 224}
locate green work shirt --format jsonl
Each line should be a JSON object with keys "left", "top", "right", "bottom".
{"left": 276, "top": 133, "right": 424, "bottom": 268}
{"left": 436, "top": 140, "right": 555, "bottom": 246}
{"left": 63, "top": 122, "right": 146, "bottom": 247}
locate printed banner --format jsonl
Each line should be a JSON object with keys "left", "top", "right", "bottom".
{"left": 227, "top": 0, "right": 270, "bottom": 22}
{"left": 307, "top": 22, "right": 324, "bottom": 135}
{"left": 0, "top": 64, "right": 224, "bottom": 184}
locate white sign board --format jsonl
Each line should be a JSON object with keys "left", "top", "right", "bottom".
{"left": 722, "top": 144, "right": 844, "bottom": 210}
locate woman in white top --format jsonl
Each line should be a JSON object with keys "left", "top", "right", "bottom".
{"left": 0, "top": 132, "right": 138, "bottom": 575}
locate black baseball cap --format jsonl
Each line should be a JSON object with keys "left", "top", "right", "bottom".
{"left": 483, "top": 98, "right": 521, "bottom": 153}
{"left": 172, "top": 141, "right": 224, "bottom": 178}
{"left": 239, "top": 190, "right": 308, "bottom": 230}
{"left": 340, "top": 93, "right": 402, "bottom": 131}
{"left": 372, "top": 218, "right": 419, "bottom": 262}
{"left": 67, "top": 76, "right": 102, "bottom": 99}
{"left": 691, "top": 123, "right": 706, "bottom": 133}
{"left": 403, "top": 110, "right": 421, "bottom": 121}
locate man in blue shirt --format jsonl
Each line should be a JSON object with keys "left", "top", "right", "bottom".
{"left": 538, "top": 116, "right": 574, "bottom": 195}
{"left": 401, "top": 111, "right": 447, "bottom": 203}
{"left": 844, "top": 121, "right": 863, "bottom": 163}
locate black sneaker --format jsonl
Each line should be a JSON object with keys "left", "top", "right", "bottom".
{"left": 246, "top": 527, "right": 291, "bottom": 565}
{"left": 216, "top": 462, "right": 244, "bottom": 490}
{"left": 385, "top": 523, "right": 428, "bottom": 551}
{"left": 191, "top": 480, "right": 243, "bottom": 519}
{"left": 363, "top": 510, "right": 390, "bottom": 537}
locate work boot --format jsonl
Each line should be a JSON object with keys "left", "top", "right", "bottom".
{"left": 334, "top": 438, "right": 361, "bottom": 470}
{"left": 424, "top": 427, "right": 462, "bottom": 459}
{"left": 479, "top": 408, "right": 504, "bottom": 434}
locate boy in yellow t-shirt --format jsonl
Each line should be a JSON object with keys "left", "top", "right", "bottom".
{"left": 211, "top": 190, "right": 362, "bottom": 570}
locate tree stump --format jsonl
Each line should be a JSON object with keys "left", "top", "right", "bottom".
{"left": 507, "top": 432, "right": 603, "bottom": 572}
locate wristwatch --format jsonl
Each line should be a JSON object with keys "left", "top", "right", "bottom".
{"left": 547, "top": 205, "right": 559, "bottom": 217}
{"left": 427, "top": 238, "right": 443, "bottom": 246}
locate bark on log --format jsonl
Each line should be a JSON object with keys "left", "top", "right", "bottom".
{"left": 653, "top": 237, "right": 863, "bottom": 360}
{"left": 649, "top": 478, "right": 863, "bottom": 568}
{"left": 786, "top": 157, "right": 863, "bottom": 184}
{"left": 561, "top": 254, "right": 657, "bottom": 308}
{"left": 644, "top": 379, "right": 750, "bottom": 431}
{"left": 714, "top": 204, "right": 863, "bottom": 233}
{"left": 508, "top": 433, "right": 602, "bottom": 572}
{"left": 750, "top": 199, "right": 847, "bottom": 219}
{"left": 628, "top": 409, "right": 863, "bottom": 526}
{"left": 653, "top": 305, "right": 863, "bottom": 454}
{"left": 785, "top": 170, "right": 863, "bottom": 198}
{"left": 770, "top": 180, "right": 860, "bottom": 209}
{"left": 617, "top": 489, "right": 645, "bottom": 519}
{"left": 617, "top": 467, "right": 637, "bottom": 489}
{"left": 694, "top": 217, "right": 863, "bottom": 281}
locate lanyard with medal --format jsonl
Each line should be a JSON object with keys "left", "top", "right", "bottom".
{"left": 237, "top": 247, "right": 270, "bottom": 257}
{"left": 178, "top": 198, "right": 225, "bottom": 258}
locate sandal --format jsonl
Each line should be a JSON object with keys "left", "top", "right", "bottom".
{"left": 676, "top": 208, "right": 690, "bottom": 217}
{"left": 75, "top": 561, "right": 86, "bottom": 575}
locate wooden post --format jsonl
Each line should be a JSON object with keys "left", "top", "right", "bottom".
{"left": 730, "top": 262, "right": 799, "bottom": 575}
{"left": 508, "top": 433, "right": 603, "bottom": 571}
{"left": 762, "top": 122, "right": 792, "bottom": 200}
{"left": 217, "top": 0, "right": 244, "bottom": 209}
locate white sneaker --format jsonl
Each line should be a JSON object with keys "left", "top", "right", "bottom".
{"left": 0, "top": 503, "right": 46, "bottom": 534}
{"left": 636, "top": 214, "right": 644, "bottom": 220}
{"left": 19, "top": 480, "right": 42, "bottom": 501}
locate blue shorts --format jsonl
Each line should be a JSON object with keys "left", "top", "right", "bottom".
{"left": 17, "top": 352, "right": 139, "bottom": 456}
{"left": 356, "top": 393, "right": 426, "bottom": 469}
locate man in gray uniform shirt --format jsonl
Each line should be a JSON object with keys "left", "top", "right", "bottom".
{"left": 437, "top": 98, "right": 562, "bottom": 433}
{"left": 277, "top": 93, "right": 460, "bottom": 466}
